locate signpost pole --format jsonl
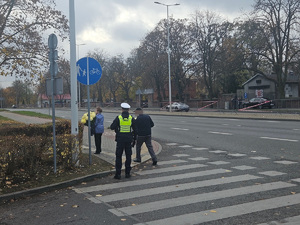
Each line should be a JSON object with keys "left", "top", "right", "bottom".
{"left": 87, "top": 57, "right": 92, "bottom": 165}
{"left": 51, "top": 70, "right": 56, "bottom": 173}
{"left": 48, "top": 33, "right": 58, "bottom": 174}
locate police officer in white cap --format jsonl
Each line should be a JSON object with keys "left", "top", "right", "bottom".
{"left": 110, "top": 102, "right": 137, "bottom": 179}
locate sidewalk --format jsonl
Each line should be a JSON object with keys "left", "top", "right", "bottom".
{"left": 82, "top": 126, "right": 161, "bottom": 165}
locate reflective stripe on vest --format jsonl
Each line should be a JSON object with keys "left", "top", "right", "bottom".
{"left": 119, "top": 115, "right": 132, "bottom": 133}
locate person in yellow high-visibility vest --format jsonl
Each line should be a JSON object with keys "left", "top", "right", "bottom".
{"left": 110, "top": 103, "right": 137, "bottom": 179}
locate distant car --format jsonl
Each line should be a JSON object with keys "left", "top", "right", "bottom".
{"left": 141, "top": 102, "right": 148, "bottom": 108}
{"left": 12, "top": 105, "right": 17, "bottom": 108}
{"left": 166, "top": 102, "right": 190, "bottom": 112}
{"left": 242, "top": 98, "right": 275, "bottom": 109}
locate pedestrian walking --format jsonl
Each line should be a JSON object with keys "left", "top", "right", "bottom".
{"left": 133, "top": 107, "right": 157, "bottom": 165}
{"left": 94, "top": 107, "right": 104, "bottom": 154}
{"left": 110, "top": 103, "right": 137, "bottom": 179}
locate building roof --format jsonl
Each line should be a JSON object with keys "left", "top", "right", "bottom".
{"left": 242, "top": 74, "right": 273, "bottom": 87}
{"left": 243, "top": 73, "right": 300, "bottom": 86}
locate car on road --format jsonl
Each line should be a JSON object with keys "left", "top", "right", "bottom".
{"left": 242, "top": 98, "right": 275, "bottom": 109}
{"left": 166, "top": 102, "right": 190, "bottom": 112}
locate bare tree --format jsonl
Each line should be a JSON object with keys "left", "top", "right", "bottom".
{"left": 137, "top": 27, "right": 168, "bottom": 102}
{"left": 190, "top": 11, "right": 231, "bottom": 99}
{"left": 250, "top": 0, "right": 300, "bottom": 98}
{"left": 0, "top": 0, "right": 68, "bottom": 78}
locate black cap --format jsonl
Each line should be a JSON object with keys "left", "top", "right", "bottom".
{"left": 134, "top": 107, "right": 143, "bottom": 111}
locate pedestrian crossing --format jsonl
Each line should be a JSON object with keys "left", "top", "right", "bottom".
{"left": 73, "top": 143, "right": 300, "bottom": 225}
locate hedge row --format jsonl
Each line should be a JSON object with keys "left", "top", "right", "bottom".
{"left": 0, "top": 119, "right": 73, "bottom": 137}
{"left": 0, "top": 121, "right": 84, "bottom": 188}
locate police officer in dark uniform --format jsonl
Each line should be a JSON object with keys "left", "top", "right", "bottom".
{"left": 110, "top": 103, "right": 137, "bottom": 179}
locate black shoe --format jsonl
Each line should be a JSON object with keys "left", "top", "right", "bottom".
{"left": 125, "top": 173, "right": 131, "bottom": 178}
{"left": 152, "top": 160, "right": 157, "bottom": 166}
{"left": 133, "top": 158, "right": 141, "bottom": 163}
{"left": 114, "top": 174, "right": 121, "bottom": 180}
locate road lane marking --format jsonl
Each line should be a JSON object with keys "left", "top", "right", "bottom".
{"left": 258, "top": 215, "right": 300, "bottom": 225}
{"left": 188, "top": 157, "right": 209, "bottom": 161}
{"left": 192, "top": 147, "right": 209, "bottom": 151}
{"left": 178, "top": 145, "right": 193, "bottom": 148}
{"left": 135, "top": 164, "right": 206, "bottom": 175}
{"left": 94, "top": 174, "right": 262, "bottom": 203}
{"left": 274, "top": 160, "right": 298, "bottom": 165}
{"left": 260, "top": 137, "right": 299, "bottom": 142}
{"left": 134, "top": 193, "right": 300, "bottom": 225}
{"left": 209, "top": 131, "right": 233, "bottom": 135}
{"left": 232, "top": 165, "right": 256, "bottom": 170}
{"left": 109, "top": 181, "right": 295, "bottom": 216}
{"left": 74, "top": 168, "right": 232, "bottom": 193}
{"left": 173, "top": 154, "right": 190, "bottom": 157}
{"left": 208, "top": 161, "right": 230, "bottom": 165}
{"left": 171, "top": 128, "right": 189, "bottom": 131}
{"left": 166, "top": 143, "right": 178, "bottom": 146}
{"left": 158, "top": 160, "right": 188, "bottom": 165}
{"left": 209, "top": 150, "right": 227, "bottom": 154}
{"left": 258, "top": 171, "right": 286, "bottom": 177}
{"left": 293, "top": 129, "right": 300, "bottom": 131}
{"left": 228, "top": 153, "right": 247, "bottom": 157}
{"left": 250, "top": 156, "right": 270, "bottom": 160}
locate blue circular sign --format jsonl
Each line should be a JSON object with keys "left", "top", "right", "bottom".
{"left": 76, "top": 57, "right": 102, "bottom": 85}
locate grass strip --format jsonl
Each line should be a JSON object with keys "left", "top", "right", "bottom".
{"left": 11, "top": 111, "right": 53, "bottom": 119}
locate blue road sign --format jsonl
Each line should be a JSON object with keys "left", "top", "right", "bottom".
{"left": 76, "top": 57, "right": 102, "bottom": 85}
{"left": 244, "top": 92, "right": 248, "bottom": 99}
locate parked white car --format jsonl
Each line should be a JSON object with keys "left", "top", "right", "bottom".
{"left": 166, "top": 102, "right": 190, "bottom": 112}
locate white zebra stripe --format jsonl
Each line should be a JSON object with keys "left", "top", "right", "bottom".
{"left": 134, "top": 193, "right": 300, "bottom": 225}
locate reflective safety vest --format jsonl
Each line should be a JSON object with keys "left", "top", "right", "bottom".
{"left": 119, "top": 115, "right": 132, "bottom": 133}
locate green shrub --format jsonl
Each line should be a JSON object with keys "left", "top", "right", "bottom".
{"left": 0, "top": 121, "right": 84, "bottom": 188}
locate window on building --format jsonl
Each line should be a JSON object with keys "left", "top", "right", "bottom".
{"left": 256, "top": 80, "right": 262, "bottom": 84}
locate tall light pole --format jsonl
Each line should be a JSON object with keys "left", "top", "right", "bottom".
{"left": 154, "top": 1, "right": 180, "bottom": 112}
{"left": 69, "top": 0, "right": 78, "bottom": 135}
{"left": 76, "top": 43, "right": 86, "bottom": 109}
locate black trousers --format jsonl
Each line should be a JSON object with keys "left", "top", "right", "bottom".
{"left": 94, "top": 133, "right": 102, "bottom": 153}
{"left": 115, "top": 142, "right": 132, "bottom": 176}
{"left": 136, "top": 135, "right": 157, "bottom": 162}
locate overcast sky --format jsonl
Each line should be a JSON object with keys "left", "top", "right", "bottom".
{"left": 0, "top": 0, "right": 254, "bottom": 88}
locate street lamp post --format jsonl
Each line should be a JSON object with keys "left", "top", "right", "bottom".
{"left": 154, "top": 1, "right": 180, "bottom": 112}
{"left": 76, "top": 43, "right": 86, "bottom": 110}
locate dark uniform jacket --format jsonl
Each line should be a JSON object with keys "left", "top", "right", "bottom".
{"left": 135, "top": 114, "right": 154, "bottom": 136}
{"left": 110, "top": 111, "right": 137, "bottom": 142}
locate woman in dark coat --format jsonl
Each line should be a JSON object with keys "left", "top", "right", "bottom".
{"left": 94, "top": 107, "right": 104, "bottom": 154}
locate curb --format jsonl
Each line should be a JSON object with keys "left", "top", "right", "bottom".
{"left": 0, "top": 170, "right": 114, "bottom": 204}
{"left": 0, "top": 141, "right": 163, "bottom": 204}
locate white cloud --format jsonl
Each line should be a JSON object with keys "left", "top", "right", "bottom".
{"left": 1, "top": 0, "right": 254, "bottom": 87}
{"left": 78, "top": 26, "right": 111, "bottom": 44}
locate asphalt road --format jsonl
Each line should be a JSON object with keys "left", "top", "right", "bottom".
{"left": 1, "top": 108, "right": 300, "bottom": 225}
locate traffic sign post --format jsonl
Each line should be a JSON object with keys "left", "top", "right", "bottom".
{"left": 76, "top": 57, "right": 102, "bottom": 164}
{"left": 48, "top": 33, "right": 59, "bottom": 174}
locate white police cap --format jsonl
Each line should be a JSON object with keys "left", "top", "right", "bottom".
{"left": 121, "top": 102, "right": 131, "bottom": 109}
